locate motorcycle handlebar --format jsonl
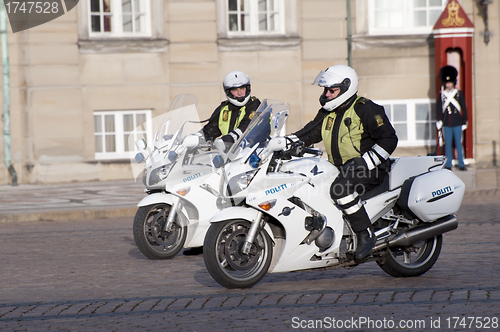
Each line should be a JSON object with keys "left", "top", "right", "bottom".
{"left": 304, "top": 147, "right": 323, "bottom": 156}
{"left": 199, "top": 143, "right": 213, "bottom": 150}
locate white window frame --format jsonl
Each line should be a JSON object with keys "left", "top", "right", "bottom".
{"left": 88, "top": 0, "right": 151, "bottom": 38}
{"left": 226, "top": 0, "right": 285, "bottom": 36}
{"left": 376, "top": 99, "right": 436, "bottom": 147}
{"left": 94, "top": 110, "right": 153, "bottom": 160}
{"left": 368, "top": 0, "right": 447, "bottom": 35}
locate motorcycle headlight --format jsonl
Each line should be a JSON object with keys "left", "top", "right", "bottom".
{"left": 227, "top": 169, "right": 258, "bottom": 196}
{"left": 148, "top": 164, "right": 173, "bottom": 187}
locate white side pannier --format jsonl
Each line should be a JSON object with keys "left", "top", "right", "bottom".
{"left": 397, "top": 169, "right": 465, "bottom": 222}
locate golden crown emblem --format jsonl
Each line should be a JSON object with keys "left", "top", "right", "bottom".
{"left": 442, "top": 0, "right": 465, "bottom": 27}
{"left": 448, "top": 0, "right": 459, "bottom": 11}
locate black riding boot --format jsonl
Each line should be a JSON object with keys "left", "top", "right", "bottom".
{"left": 355, "top": 228, "right": 376, "bottom": 261}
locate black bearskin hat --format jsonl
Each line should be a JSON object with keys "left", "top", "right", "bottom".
{"left": 439, "top": 65, "right": 458, "bottom": 86}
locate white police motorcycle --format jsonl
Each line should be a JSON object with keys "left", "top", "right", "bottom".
{"left": 132, "top": 94, "right": 225, "bottom": 259}
{"left": 203, "top": 100, "right": 465, "bottom": 288}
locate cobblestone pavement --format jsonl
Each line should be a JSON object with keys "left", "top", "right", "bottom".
{"left": 0, "top": 189, "right": 499, "bottom": 331}
{"left": 0, "top": 180, "right": 145, "bottom": 222}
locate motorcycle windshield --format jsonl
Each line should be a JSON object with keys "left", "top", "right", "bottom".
{"left": 227, "top": 99, "right": 289, "bottom": 161}
{"left": 220, "top": 99, "right": 289, "bottom": 201}
{"left": 153, "top": 94, "right": 205, "bottom": 154}
{"left": 128, "top": 94, "right": 206, "bottom": 182}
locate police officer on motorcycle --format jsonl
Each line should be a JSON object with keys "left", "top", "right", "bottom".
{"left": 184, "top": 71, "right": 261, "bottom": 256}
{"left": 290, "top": 65, "right": 398, "bottom": 261}
{"left": 202, "top": 71, "right": 261, "bottom": 153}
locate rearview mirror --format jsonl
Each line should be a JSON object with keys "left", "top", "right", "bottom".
{"left": 182, "top": 134, "right": 199, "bottom": 149}
{"left": 135, "top": 139, "right": 147, "bottom": 150}
{"left": 267, "top": 137, "right": 286, "bottom": 152}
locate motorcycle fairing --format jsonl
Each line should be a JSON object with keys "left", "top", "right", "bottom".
{"left": 265, "top": 188, "right": 347, "bottom": 273}
{"left": 137, "top": 192, "right": 175, "bottom": 208}
{"left": 280, "top": 157, "right": 340, "bottom": 198}
{"left": 243, "top": 157, "right": 348, "bottom": 273}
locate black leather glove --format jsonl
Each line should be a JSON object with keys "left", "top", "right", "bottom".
{"left": 285, "top": 135, "right": 305, "bottom": 158}
{"left": 291, "top": 140, "right": 305, "bottom": 157}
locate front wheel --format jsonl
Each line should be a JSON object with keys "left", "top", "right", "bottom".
{"left": 203, "top": 219, "right": 273, "bottom": 289}
{"left": 133, "top": 204, "right": 187, "bottom": 259}
{"left": 377, "top": 235, "right": 442, "bottom": 277}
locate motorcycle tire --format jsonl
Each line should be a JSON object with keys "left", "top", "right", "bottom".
{"left": 133, "top": 203, "right": 187, "bottom": 260}
{"left": 377, "top": 235, "right": 442, "bottom": 277}
{"left": 203, "top": 219, "right": 273, "bottom": 289}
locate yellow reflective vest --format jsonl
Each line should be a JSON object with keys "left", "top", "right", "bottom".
{"left": 322, "top": 96, "right": 364, "bottom": 164}
{"left": 218, "top": 104, "right": 246, "bottom": 136}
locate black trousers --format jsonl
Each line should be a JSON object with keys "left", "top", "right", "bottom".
{"left": 329, "top": 167, "right": 382, "bottom": 233}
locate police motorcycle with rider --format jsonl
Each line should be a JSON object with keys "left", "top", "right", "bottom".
{"left": 203, "top": 70, "right": 261, "bottom": 154}
{"left": 291, "top": 65, "right": 398, "bottom": 262}
{"left": 132, "top": 70, "right": 260, "bottom": 259}
{"left": 202, "top": 71, "right": 465, "bottom": 288}
{"left": 132, "top": 94, "right": 225, "bottom": 259}
{"left": 181, "top": 71, "right": 261, "bottom": 256}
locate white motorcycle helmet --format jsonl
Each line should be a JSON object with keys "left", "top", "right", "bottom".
{"left": 223, "top": 71, "right": 251, "bottom": 107}
{"left": 313, "top": 65, "right": 359, "bottom": 111}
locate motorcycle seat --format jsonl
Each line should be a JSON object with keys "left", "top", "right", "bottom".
{"left": 359, "top": 172, "right": 390, "bottom": 201}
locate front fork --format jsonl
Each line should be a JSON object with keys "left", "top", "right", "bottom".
{"left": 165, "top": 196, "right": 181, "bottom": 232}
{"left": 242, "top": 211, "right": 264, "bottom": 255}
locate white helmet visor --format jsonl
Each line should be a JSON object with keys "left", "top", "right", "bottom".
{"left": 312, "top": 69, "right": 344, "bottom": 87}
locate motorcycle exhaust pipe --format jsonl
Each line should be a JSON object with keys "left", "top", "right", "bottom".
{"left": 374, "top": 215, "right": 458, "bottom": 251}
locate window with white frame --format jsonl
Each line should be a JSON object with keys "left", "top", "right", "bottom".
{"left": 227, "top": 0, "right": 284, "bottom": 35}
{"left": 369, "top": 0, "right": 446, "bottom": 35}
{"left": 377, "top": 99, "right": 436, "bottom": 147}
{"left": 89, "top": 0, "right": 151, "bottom": 37}
{"left": 94, "top": 110, "right": 152, "bottom": 160}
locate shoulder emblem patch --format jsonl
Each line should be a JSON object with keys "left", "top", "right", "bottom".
{"left": 325, "top": 117, "right": 334, "bottom": 131}
{"left": 375, "top": 114, "right": 384, "bottom": 127}
{"left": 222, "top": 110, "right": 229, "bottom": 122}
{"left": 356, "top": 97, "right": 367, "bottom": 104}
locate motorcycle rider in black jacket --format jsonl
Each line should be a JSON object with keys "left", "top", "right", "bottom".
{"left": 184, "top": 71, "right": 260, "bottom": 256}
{"left": 202, "top": 71, "right": 261, "bottom": 152}
{"left": 290, "top": 65, "right": 398, "bottom": 261}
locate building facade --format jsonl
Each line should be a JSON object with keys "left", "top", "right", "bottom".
{"left": 1, "top": 0, "right": 499, "bottom": 185}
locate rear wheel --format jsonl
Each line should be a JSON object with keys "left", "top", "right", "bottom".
{"left": 377, "top": 235, "right": 442, "bottom": 277}
{"left": 133, "top": 204, "right": 187, "bottom": 259}
{"left": 203, "top": 219, "right": 273, "bottom": 289}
